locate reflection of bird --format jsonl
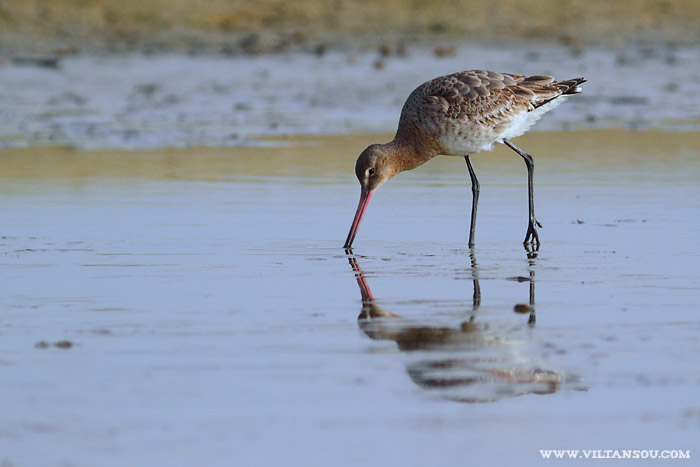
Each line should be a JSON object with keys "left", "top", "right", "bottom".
{"left": 347, "top": 254, "right": 581, "bottom": 403}
{"left": 344, "top": 71, "right": 586, "bottom": 249}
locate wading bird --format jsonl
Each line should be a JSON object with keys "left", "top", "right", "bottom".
{"left": 343, "top": 70, "right": 585, "bottom": 249}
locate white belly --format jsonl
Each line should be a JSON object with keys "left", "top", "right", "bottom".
{"left": 437, "top": 120, "right": 500, "bottom": 155}
{"left": 438, "top": 96, "right": 568, "bottom": 156}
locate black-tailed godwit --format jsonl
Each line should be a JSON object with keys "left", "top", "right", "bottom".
{"left": 344, "top": 70, "right": 586, "bottom": 249}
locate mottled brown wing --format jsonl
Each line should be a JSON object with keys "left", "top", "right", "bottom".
{"left": 397, "top": 70, "right": 585, "bottom": 147}
{"left": 419, "top": 70, "right": 534, "bottom": 127}
{"left": 418, "top": 70, "right": 583, "bottom": 124}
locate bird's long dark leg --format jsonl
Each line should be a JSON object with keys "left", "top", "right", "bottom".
{"left": 464, "top": 155, "right": 479, "bottom": 248}
{"left": 503, "top": 140, "right": 542, "bottom": 246}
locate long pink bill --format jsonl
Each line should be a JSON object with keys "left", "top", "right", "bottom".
{"left": 343, "top": 188, "right": 373, "bottom": 249}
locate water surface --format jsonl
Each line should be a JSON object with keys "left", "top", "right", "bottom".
{"left": 1, "top": 130, "right": 699, "bottom": 465}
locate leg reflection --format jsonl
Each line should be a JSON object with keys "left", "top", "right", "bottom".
{"left": 469, "top": 249, "right": 481, "bottom": 313}
{"left": 527, "top": 246, "right": 536, "bottom": 327}
{"left": 514, "top": 244, "right": 538, "bottom": 327}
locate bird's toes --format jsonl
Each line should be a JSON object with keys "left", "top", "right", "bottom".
{"left": 524, "top": 224, "right": 541, "bottom": 246}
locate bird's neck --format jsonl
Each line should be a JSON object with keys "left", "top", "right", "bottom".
{"left": 383, "top": 133, "right": 440, "bottom": 174}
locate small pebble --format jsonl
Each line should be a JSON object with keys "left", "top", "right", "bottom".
{"left": 433, "top": 45, "right": 457, "bottom": 57}
{"left": 378, "top": 44, "right": 393, "bottom": 57}
{"left": 35, "top": 340, "right": 74, "bottom": 349}
{"left": 507, "top": 276, "right": 532, "bottom": 282}
{"left": 313, "top": 43, "right": 328, "bottom": 56}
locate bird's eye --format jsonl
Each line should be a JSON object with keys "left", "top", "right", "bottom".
{"left": 368, "top": 168, "right": 376, "bottom": 176}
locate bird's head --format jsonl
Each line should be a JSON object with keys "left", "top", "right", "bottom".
{"left": 344, "top": 143, "right": 401, "bottom": 249}
{"left": 354, "top": 143, "right": 399, "bottom": 192}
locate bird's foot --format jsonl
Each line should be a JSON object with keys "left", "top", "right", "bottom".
{"left": 523, "top": 219, "right": 541, "bottom": 246}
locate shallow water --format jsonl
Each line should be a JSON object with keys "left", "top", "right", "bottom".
{"left": 1, "top": 129, "right": 699, "bottom": 465}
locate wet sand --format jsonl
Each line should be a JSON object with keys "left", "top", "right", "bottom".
{"left": 1, "top": 129, "right": 699, "bottom": 465}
